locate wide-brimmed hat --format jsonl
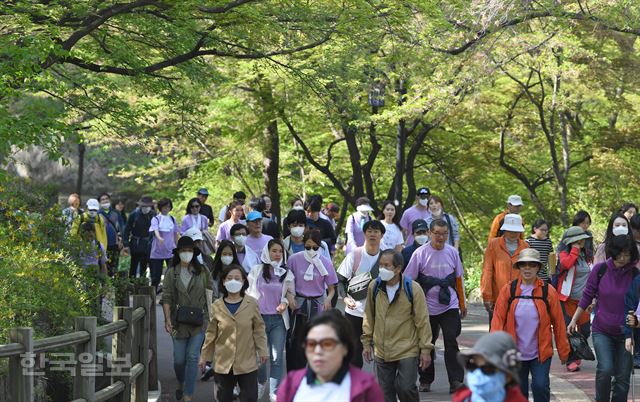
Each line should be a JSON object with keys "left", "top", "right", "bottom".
{"left": 513, "top": 248, "right": 542, "bottom": 268}
{"left": 500, "top": 214, "right": 524, "bottom": 233}
{"left": 137, "top": 196, "right": 154, "bottom": 207}
{"left": 563, "top": 226, "right": 592, "bottom": 245}
{"left": 458, "top": 331, "right": 521, "bottom": 383}
{"left": 507, "top": 195, "right": 523, "bottom": 206}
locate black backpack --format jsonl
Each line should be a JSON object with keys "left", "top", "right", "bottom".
{"left": 506, "top": 280, "right": 550, "bottom": 319}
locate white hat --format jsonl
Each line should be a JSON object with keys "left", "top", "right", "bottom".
{"left": 356, "top": 204, "right": 374, "bottom": 213}
{"left": 507, "top": 195, "right": 523, "bottom": 206}
{"left": 86, "top": 199, "right": 100, "bottom": 211}
{"left": 182, "top": 227, "right": 203, "bottom": 241}
{"left": 500, "top": 214, "right": 524, "bottom": 232}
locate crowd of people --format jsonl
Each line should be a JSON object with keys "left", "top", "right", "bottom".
{"left": 60, "top": 187, "right": 640, "bottom": 402}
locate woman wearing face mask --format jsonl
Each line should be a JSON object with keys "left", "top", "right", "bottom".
{"left": 283, "top": 209, "right": 331, "bottom": 258}
{"left": 426, "top": 195, "right": 460, "bottom": 250}
{"left": 282, "top": 198, "right": 304, "bottom": 238}
{"left": 453, "top": 331, "right": 527, "bottom": 402}
{"left": 161, "top": 236, "right": 214, "bottom": 402}
{"left": 345, "top": 197, "right": 374, "bottom": 255}
{"left": 149, "top": 198, "right": 180, "bottom": 290}
{"left": 378, "top": 200, "right": 404, "bottom": 252}
{"left": 216, "top": 201, "right": 245, "bottom": 244}
{"left": 594, "top": 212, "right": 630, "bottom": 264}
{"left": 568, "top": 234, "right": 640, "bottom": 402}
{"left": 230, "top": 223, "right": 260, "bottom": 273}
{"left": 181, "top": 198, "right": 210, "bottom": 234}
{"left": 199, "top": 264, "right": 268, "bottom": 402}
{"left": 491, "top": 249, "right": 569, "bottom": 402}
{"left": 247, "top": 240, "right": 295, "bottom": 401}
{"left": 286, "top": 229, "right": 339, "bottom": 370}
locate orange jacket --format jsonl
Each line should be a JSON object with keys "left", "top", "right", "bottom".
{"left": 488, "top": 211, "right": 525, "bottom": 242}
{"left": 491, "top": 278, "right": 570, "bottom": 363}
{"left": 480, "top": 237, "right": 528, "bottom": 303}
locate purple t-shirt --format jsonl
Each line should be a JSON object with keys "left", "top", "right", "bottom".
{"left": 404, "top": 243, "right": 463, "bottom": 316}
{"left": 515, "top": 284, "right": 539, "bottom": 360}
{"left": 180, "top": 214, "right": 209, "bottom": 233}
{"left": 288, "top": 253, "right": 338, "bottom": 298}
{"left": 256, "top": 268, "right": 285, "bottom": 315}
{"left": 149, "top": 215, "right": 179, "bottom": 259}
{"left": 216, "top": 219, "right": 245, "bottom": 242}
{"left": 400, "top": 205, "right": 432, "bottom": 246}
{"left": 245, "top": 234, "right": 273, "bottom": 256}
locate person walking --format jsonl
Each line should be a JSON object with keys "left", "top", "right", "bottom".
{"left": 362, "top": 249, "right": 433, "bottom": 402}
{"left": 247, "top": 240, "right": 295, "bottom": 401}
{"left": 276, "top": 310, "right": 384, "bottom": 402}
{"left": 491, "top": 249, "right": 570, "bottom": 402}
{"left": 216, "top": 200, "right": 245, "bottom": 243}
{"left": 62, "top": 193, "right": 82, "bottom": 232}
{"left": 72, "top": 198, "right": 107, "bottom": 250}
{"left": 306, "top": 195, "right": 337, "bottom": 252}
{"left": 161, "top": 236, "right": 214, "bottom": 402}
{"left": 426, "top": 195, "right": 460, "bottom": 250}
{"left": 399, "top": 187, "right": 432, "bottom": 246}
{"left": 123, "top": 195, "right": 155, "bottom": 278}
{"left": 195, "top": 188, "right": 214, "bottom": 227}
{"left": 401, "top": 219, "right": 430, "bottom": 269}
{"left": 245, "top": 211, "right": 274, "bottom": 256}
{"left": 345, "top": 197, "right": 374, "bottom": 254}
{"left": 594, "top": 212, "right": 630, "bottom": 264}
{"left": 404, "top": 218, "right": 466, "bottom": 393}
{"left": 567, "top": 234, "right": 639, "bottom": 402}
{"left": 488, "top": 195, "right": 524, "bottom": 241}
{"left": 337, "top": 220, "right": 385, "bottom": 368}
{"left": 283, "top": 210, "right": 330, "bottom": 258}
{"left": 199, "top": 264, "right": 269, "bottom": 402}
{"left": 556, "top": 226, "right": 593, "bottom": 372}
{"left": 453, "top": 331, "right": 528, "bottom": 402}
{"left": 379, "top": 200, "right": 404, "bottom": 252}
{"left": 481, "top": 214, "right": 529, "bottom": 326}
{"left": 98, "top": 192, "right": 126, "bottom": 277}
{"left": 525, "top": 219, "right": 553, "bottom": 283}
{"left": 230, "top": 223, "right": 260, "bottom": 273}
{"left": 181, "top": 198, "right": 210, "bottom": 234}
{"left": 149, "top": 198, "right": 180, "bottom": 291}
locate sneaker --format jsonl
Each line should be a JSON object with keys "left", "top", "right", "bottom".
{"left": 419, "top": 382, "right": 431, "bottom": 392}
{"left": 449, "top": 380, "right": 464, "bottom": 394}
{"left": 567, "top": 361, "right": 580, "bottom": 372}
{"left": 175, "top": 388, "right": 183, "bottom": 400}
{"left": 200, "top": 364, "right": 213, "bottom": 382}
{"left": 258, "top": 382, "right": 266, "bottom": 398}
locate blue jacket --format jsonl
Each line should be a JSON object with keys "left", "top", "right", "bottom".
{"left": 624, "top": 274, "right": 640, "bottom": 339}
{"left": 401, "top": 242, "right": 420, "bottom": 269}
{"left": 100, "top": 208, "right": 125, "bottom": 246}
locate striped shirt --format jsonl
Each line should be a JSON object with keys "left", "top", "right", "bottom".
{"left": 526, "top": 236, "right": 554, "bottom": 280}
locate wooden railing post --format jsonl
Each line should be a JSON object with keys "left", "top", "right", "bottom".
{"left": 133, "top": 294, "right": 151, "bottom": 401}
{"left": 138, "top": 286, "right": 158, "bottom": 391}
{"left": 112, "top": 307, "right": 133, "bottom": 402}
{"left": 73, "top": 317, "right": 97, "bottom": 402}
{"left": 9, "top": 328, "right": 34, "bottom": 402}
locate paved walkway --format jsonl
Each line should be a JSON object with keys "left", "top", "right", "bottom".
{"left": 155, "top": 300, "right": 605, "bottom": 401}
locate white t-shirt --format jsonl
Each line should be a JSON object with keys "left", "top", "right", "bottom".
{"left": 293, "top": 372, "right": 351, "bottom": 402}
{"left": 386, "top": 281, "right": 401, "bottom": 302}
{"left": 337, "top": 248, "right": 380, "bottom": 318}
{"left": 381, "top": 222, "right": 404, "bottom": 251}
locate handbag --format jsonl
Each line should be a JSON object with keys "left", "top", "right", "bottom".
{"left": 568, "top": 332, "right": 595, "bottom": 361}
{"left": 175, "top": 306, "right": 204, "bottom": 326}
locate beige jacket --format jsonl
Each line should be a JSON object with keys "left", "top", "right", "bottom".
{"left": 201, "top": 296, "right": 268, "bottom": 375}
{"left": 361, "top": 278, "right": 434, "bottom": 362}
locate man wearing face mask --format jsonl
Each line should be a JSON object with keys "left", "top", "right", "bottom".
{"left": 345, "top": 197, "right": 374, "bottom": 255}
{"left": 400, "top": 187, "right": 432, "bottom": 246}
{"left": 401, "top": 220, "right": 430, "bottom": 269}
{"left": 72, "top": 198, "right": 108, "bottom": 251}
{"left": 283, "top": 209, "right": 331, "bottom": 259}
{"left": 123, "top": 196, "right": 156, "bottom": 278}
{"left": 230, "top": 223, "right": 259, "bottom": 273}
{"left": 405, "top": 219, "right": 467, "bottom": 394}
{"left": 306, "top": 195, "right": 337, "bottom": 253}
{"left": 362, "top": 249, "right": 433, "bottom": 402}
{"left": 183, "top": 227, "right": 215, "bottom": 273}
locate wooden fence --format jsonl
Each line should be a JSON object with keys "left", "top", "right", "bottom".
{"left": 0, "top": 286, "right": 159, "bottom": 402}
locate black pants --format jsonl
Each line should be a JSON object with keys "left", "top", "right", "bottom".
{"left": 346, "top": 313, "right": 364, "bottom": 368}
{"left": 420, "top": 308, "right": 464, "bottom": 386}
{"left": 149, "top": 258, "right": 171, "bottom": 287}
{"left": 214, "top": 369, "right": 258, "bottom": 402}
{"left": 129, "top": 251, "right": 150, "bottom": 278}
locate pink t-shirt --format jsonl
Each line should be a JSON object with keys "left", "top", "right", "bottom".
{"left": 515, "top": 284, "right": 540, "bottom": 361}
{"left": 256, "top": 268, "right": 285, "bottom": 315}
{"left": 245, "top": 234, "right": 273, "bottom": 256}
{"left": 399, "top": 205, "right": 432, "bottom": 246}
{"left": 288, "top": 253, "right": 338, "bottom": 298}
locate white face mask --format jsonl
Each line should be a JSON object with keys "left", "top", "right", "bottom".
{"left": 88, "top": 210, "right": 98, "bottom": 218}
{"left": 415, "top": 235, "right": 429, "bottom": 245}
{"left": 290, "top": 226, "right": 305, "bottom": 238}
{"left": 101, "top": 202, "right": 111, "bottom": 210}
{"left": 233, "top": 235, "right": 247, "bottom": 247}
{"left": 378, "top": 267, "right": 395, "bottom": 282}
{"left": 292, "top": 205, "right": 304, "bottom": 211}
{"left": 141, "top": 207, "right": 151, "bottom": 214}
{"left": 304, "top": 249, "right": 318, "bottom": 260}
{"left": 613, "top": 226, "right": 629, "bottom": 236}
{"left": 221, "top": 255, "right": 234, "bottom": 266}
{"left": 224, "top": 279, "right": 243, "bottom": 293}
{"left": 179, "top": 252, "right": 193, "bottom": 263}
{"left": 418, "top": 198, "right": 429, "bottom": 207}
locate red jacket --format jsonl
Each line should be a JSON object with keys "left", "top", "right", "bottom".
{"left": 276, "top": 366, "right": 384, "bottom": 402}
{"left": 452, "top": 385, "right": 528, "bottom": 402}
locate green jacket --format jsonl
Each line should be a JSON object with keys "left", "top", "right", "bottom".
{"left": 161, "top": 265, "right": 214, "bottom": 338}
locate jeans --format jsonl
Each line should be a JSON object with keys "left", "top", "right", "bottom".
{"left": 592, "top": 332, "right": 633, "bottom": 402}
{"left": 258, "top": 314, "right": 286, "bottom": 396}
{"left": 149, "top": 258, "right": 171, "bottom": 287}
{"left": 519, "top": 358, "right": 551, "bottom": 402}
{"left": 375, "top": 356, "right": 420, "bottom": 402}
{"left": 420, "top": 308, "right": 464, "bottom": 385}
{"left": 346, "top": 313, "right": 364, "bottom": 368}
{"left": 214, "top": 369, "right": 258, "bottom": 402}
{"left": 129, "top": 251, "right": 150, "bottom": 278}
{"left": 172, "top": 331, "right": 205, "bottom": 397}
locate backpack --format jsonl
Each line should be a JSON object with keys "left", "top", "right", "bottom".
{"left": 372, "top": 275, "right": 414, "bottom": 316}
{"left": 507, "top": 280, "right": 550, "bottom": 317}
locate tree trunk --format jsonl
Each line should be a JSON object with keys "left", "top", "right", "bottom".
{"left": 257, "top": 78, "right": 281, "bottom": 225}
{"left": 394, "top": 79, "right": 407, "bottom": 205}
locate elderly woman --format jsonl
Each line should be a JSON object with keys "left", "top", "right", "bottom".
{"left": 491, "top": 248, "right": 569, "bottom": 402}
{"left": 568, "top": 234, "right": 640, "bottom": 402}
{"left": 453, "top": 331, "right": 527, "bottom": 402}
{"left": 276, "top": 310, "right": 384, "bottom": 402}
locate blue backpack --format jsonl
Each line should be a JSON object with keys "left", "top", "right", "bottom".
{"left": 372, "top": 275, "right": 415, "bottom": 316}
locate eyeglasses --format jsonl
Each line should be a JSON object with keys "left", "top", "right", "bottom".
{"left": 304, "top": 246, "right": 320, "bottom": 251}
{"left": 465, "top": 360, "right": 498, "bottom": 375}
{"left": 303, "top": 338, "right": 341, "bottom": 352}
{"left": 431, "top": 231, "right": 449, "bottom": 237}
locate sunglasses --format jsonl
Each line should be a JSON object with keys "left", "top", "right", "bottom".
{"left": 303, "top": 338, "right": 341, "bottom": 352}
{"left": 466, "top": 360, "right": 498, "bottom": 375}
{"left": 304, "top": 246, "right": 320, "bottom": 251}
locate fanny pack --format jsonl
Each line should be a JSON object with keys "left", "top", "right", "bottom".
{"left": 347, "top": 272, "right": 372, "bottom": 301}
{"left": 175, "top": 306, "right": 204, "bottom": 326}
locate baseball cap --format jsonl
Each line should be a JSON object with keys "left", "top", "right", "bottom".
{"left": 183, "top": 227, "right": 203, "bottom": 241}
{"left": 412, "top": 219, "right": 429, "bottom": 233}
{"left": 417, "top": 187, "right": 431, "bottom": 196}
{"left": 246, "top": 211, "right": 263, "bottom": 222}
{"left": 86, "top": 199, "right": 100, "bottom": 211}
{"left": 197, "top": 188, "right": 209, "bottom": 196}
{"left": 507, "top": 195, "right": 523, "bottom": 206}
